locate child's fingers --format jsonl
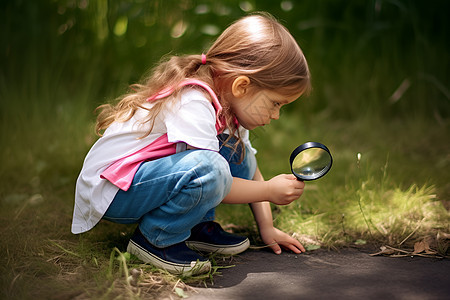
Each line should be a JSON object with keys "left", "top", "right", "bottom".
{"left": 286, "top": 174, "right": 298, "bottom": 180}
{"left": 285, "top": 174, "right": 305, "bottom": 189}
{"left": 269, "top": 242, "right": 282, "bottom": 255}
{"left": 270, "top": 241, "right": 304, "bottom": 255}
{"left": 288, "top": 238, "right": 306, "bottom": 252}
{"left": 280, "top": 241, "right": 304, "bottom": 254}
{"left": 277, "top": 235, "right": 306, "bottom": 253}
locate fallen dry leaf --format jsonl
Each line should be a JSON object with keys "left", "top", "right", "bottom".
{"left": 370, "top": 243, "right": 443, "bottom": 258}
{"left": 413, "top": 241, "right": 429, "bottom": 254}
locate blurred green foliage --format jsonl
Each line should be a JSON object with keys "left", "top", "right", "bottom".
{"left": 1, "top": 0, "right": 449, "bottom": 120}
{"left": 1, "top": 0, "right": 449, "bottom": 201}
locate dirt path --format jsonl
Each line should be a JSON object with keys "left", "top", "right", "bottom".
{"left": 188, "top": 248, "right": 450, "bottom": 300}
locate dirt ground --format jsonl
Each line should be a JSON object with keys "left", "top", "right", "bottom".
{"left": 187, "top": 247, "right": 450, "bottom": 300}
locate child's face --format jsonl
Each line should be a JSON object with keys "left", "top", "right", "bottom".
{"left": 230, "top": 88, "right": 302, "bottom": 130}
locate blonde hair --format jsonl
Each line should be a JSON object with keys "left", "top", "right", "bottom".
{"left": 96, "top": 12, "right": 311, "bottom": 143}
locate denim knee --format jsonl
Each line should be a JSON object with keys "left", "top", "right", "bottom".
{"left": 189, "top": 150, "right": 233, "bottom": 206}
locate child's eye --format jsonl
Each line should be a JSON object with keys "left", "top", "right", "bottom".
{"left": 273, "top": 102, "right": 281, "bottom": 107}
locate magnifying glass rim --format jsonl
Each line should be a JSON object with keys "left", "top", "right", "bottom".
{"left": 289, "top": 142, "right": 333, "bottom": 181}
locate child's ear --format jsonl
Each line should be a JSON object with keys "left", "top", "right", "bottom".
{"left": 231, "top": 76, "right": 251, "bottom": 98}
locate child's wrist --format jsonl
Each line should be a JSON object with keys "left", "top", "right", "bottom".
{"left": 263, "top": 181, "right": 274, "bottom": 203}
{"left": 258, "top": 223, "right": 274, "bottom": 232}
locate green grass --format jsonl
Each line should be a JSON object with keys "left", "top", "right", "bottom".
{"left": 1, "top": 1, "right": 449, "bottom": 299}
{"left": 216, "top": 113, "right": 449, "bottom": 253}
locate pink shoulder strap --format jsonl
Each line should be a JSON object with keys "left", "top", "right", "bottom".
{"left": 147, "top": 79, "right": 224, "bottom": 131}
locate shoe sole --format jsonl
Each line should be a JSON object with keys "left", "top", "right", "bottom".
{"left": 127, "top": 240, "right": 211, "bottom": 276}
{"left": 186, "top": 238, "right": 250, "bottom": 255}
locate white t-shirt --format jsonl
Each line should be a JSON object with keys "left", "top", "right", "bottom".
{"left": 71, "top": 87, "right": 255, "bottom": 234}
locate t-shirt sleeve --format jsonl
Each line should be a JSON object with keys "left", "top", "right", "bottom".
{"left": 165, "top": 90, "right": 219, "bottom": 151}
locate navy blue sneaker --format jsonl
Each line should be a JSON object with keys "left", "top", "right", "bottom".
{"left": 186, "top": 221, "right": 250, "bottom": 255}
{"left": 127, "top": 227, "right": 211, "bottom": 276}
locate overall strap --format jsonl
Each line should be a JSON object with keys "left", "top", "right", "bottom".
{"left": 147, "top": 79, "right": 224, "bottom": 132}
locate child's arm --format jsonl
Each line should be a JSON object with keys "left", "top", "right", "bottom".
{"left": 250, "top": 168, "right": 306, "bottom": 254}
{"left": 222, "top": 167, "right": 306, "bottom": 254}
{"left": 250, "top": 201, "right": 305, "bottom": 254}
{"left": 222, "top": 172, "right": 304, "bottom": 205}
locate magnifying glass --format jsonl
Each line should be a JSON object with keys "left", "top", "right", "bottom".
{"left": 289, "top": 142, "right": 333, "bottom": 181}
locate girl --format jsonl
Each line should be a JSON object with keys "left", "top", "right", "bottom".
{"left": 72, "top": 12, "right": 310, "bottom": 276}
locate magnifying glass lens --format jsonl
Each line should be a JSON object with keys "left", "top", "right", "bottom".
{"left": 290, "top": 142, "right": 332, "bottom": 181}
{"left": 292, "top": 148, "right": 330, "bottom": 176}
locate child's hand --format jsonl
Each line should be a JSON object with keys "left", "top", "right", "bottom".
{"left": 267, "top": 174, "right": 305, "bottom": 205}
{"left": 260, "top": 226, "right": 305, "bottom": 254}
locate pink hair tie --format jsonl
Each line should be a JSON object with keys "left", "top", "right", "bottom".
{"left": 201, "top": 53, "right": 207, "bottom": 65}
